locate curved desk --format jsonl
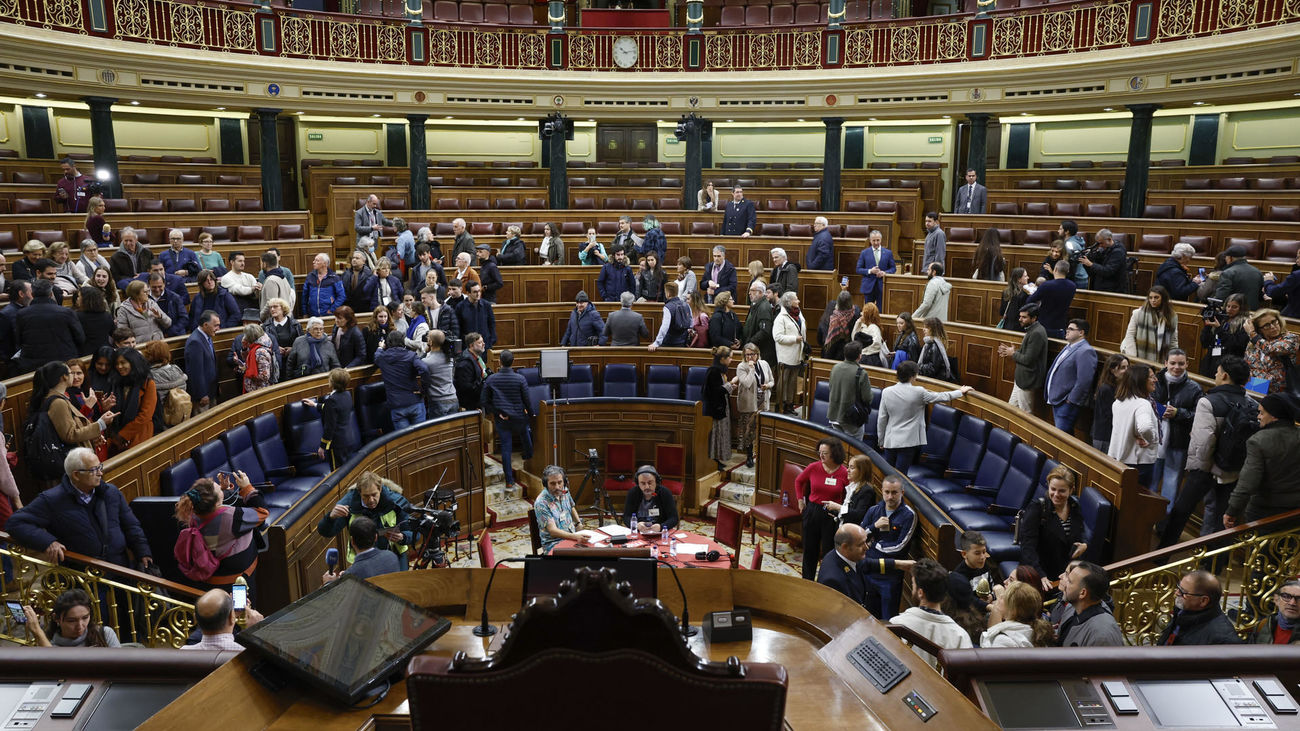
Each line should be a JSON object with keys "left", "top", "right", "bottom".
{"left": 140, "top": 568, "right": 997, "bottom": 731}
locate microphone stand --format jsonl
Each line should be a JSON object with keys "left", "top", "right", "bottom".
{"left": 656, "top": 558, "right": 699, "bottom": 638}
{"left": 474, "top": 557, "right": 526, "bottom": 637}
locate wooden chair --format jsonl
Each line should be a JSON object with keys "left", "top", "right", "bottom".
{"left": 748, "top": 544, "right": 764, "bottom": 571}
{"left": 654, "top": 443, "right": 686, "bottom": 496}
{"left": 477, "top": 530, "right": 495, "bottom": 568}
{"left": 746, "top": 462, "right": 802, "bottom": 557}
{"left": 527, "top": 509, "right": 542, "bottom": 555}
{"left": 715, "top": 502, "right": 745, "bottom": 567}
{"left": 602, "top": 442, "right": 637, "bottom": 495}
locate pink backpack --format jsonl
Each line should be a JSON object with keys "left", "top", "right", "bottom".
{"left": 174, "top": 509, "right": 227, "bottom": 581}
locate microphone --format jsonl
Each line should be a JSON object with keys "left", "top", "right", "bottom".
{"left": 325, "top": 548, "right": 339, "bottom": 572}
{"left": 474, "top": 557, "right": 527, "bottom": 638}
{"left": 655, "top": 558, "right": 699, "bottom": 638}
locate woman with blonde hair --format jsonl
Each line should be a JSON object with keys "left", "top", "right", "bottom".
{"left": 746, "top": 259, "right": 766, "bottom": 291}
{"left": 732, "top": 342, "right": 771, "bottom": 468}
{"left": 1244, "top": 307, "right": 1300, "bottom": 393}
{"left": 1120, "top": 285, "right": 1179, "bottom": 362}
{"left": 852, "top": 302, "right": 885, "bottom": 366}
{"left": 48, "top": 241, "right": 88, "bottom": 298}
{"left": 173, "top": 473, "right": 268, "bottom": 589}
{"left": 262, "top": 296, "right": 301, "bottom": 358}
{"left": 83, "top": 197, "right": 111, "bottom": 245}
{"left": 916, "top": 317, "right": 953, "bottom": 381}
{"left": 688, "top": 287, "right": 711, "bottom": 349}
{"left": 823, "top": 453, "right": 876, "bottom": 526}
{"left": 702, "top": 346, "right": 735, "bottom": 471}
{"left": 981, "top": 581, "right": 1054, "bottom": 647}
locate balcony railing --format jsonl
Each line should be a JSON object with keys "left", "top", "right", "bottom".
{"left": 0, "top": 531, "right": 202, "bottom": 649}
{"left": 1106, "top": 508, "right": 1300, "bottom": 646}
{"left": 1, "top": 0, "right": 1294, "bottom": 71}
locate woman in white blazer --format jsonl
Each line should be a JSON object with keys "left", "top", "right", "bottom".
{"left": 1107, "top": 364, "right": 1160, "bottom": 489}
{"left": 772, "top": 291, "right": 807, "bottom": 415}
{"left": 876, "top": 360, "right": 972, "bottom": 473}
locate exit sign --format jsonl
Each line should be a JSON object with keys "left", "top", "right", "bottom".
{"left": 307, "top": 133, "right": 324, "bottom": 141}
{"left": 928, "top": 136, "right": 942, "bottom": 143}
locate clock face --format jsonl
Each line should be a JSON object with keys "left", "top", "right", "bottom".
{"left": 613, "top": 37, "right": 638, "bottom": 68}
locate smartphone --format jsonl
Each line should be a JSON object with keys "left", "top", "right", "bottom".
{"left": 839, "top": 276, "right": 849, "bottom": 288}
{"left": 231, "top": 583, "right": 248, "bottom": 613}
{"left": 5, "top": 601, "right": 25, "bottom": 624}
{"left": 1198, "top": 267, "right": 1206, "bottom": 277}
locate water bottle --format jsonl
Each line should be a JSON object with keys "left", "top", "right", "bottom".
{"left": 781, "top": 491, "right": 789, "bottom": 509}
{"left": 670, "top": 535, "right": 678, "bottom": 557}
{"left": 650, "top": 544, "right": 659, "bottom": 560}
{"left": 629, "top": 515, "right": 638, "bottom": 535}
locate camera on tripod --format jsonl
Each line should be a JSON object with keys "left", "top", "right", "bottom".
{"left": 407, "top": 487, "right": 461, "bottom": 568}
{"left": 585, "top": 448, "right": 600, "bottom": 472}
{"left": 1200, "top": 297, "right": 1227, "bottom": 323}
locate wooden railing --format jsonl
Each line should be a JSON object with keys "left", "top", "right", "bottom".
{"left": 2, "top": 210, "right": 312, "bottom": 250}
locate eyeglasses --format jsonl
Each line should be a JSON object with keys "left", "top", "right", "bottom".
{"left": 74, "top": 465, "right": 105, "bottom": 475}
{"left": 1277, "top": 592, "right": 1300, "bottom": 603}
{"left": 1174, "top": 586, "right": 1206, "bottom": 598}
{"left": 1261, "top": 320, "right": 1282, "bottom": 329}
{"left": 1065, "top": 326, "right": 1080, "bottom": 332}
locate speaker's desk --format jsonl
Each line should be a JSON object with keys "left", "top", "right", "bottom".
{"left": 141, "top": 568, "right": 995, "bottom": 730}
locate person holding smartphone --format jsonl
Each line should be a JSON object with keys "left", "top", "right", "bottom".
{"left": 182, "top": 587, "right": 265, "bottom": 651}
{"left": 173, "top": 472, "right": 269, "bottom": 591}
{"left": 21, "top": 589, "right": 120, "bottom": 647}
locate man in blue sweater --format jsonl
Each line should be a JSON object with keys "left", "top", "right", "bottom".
{"left": 597, "top": 247, "right": 637, "bottom": 302}
{"left": 303, "top": 253, "right": 345, "bottom": 317}
{"left": 481, "top": 349, "right": 533, "bottom": 488}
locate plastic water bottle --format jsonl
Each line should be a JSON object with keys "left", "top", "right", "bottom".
{"left": 629, "top": 515, "right": 638, "bottom": 535}
{"left": 670, "top": 535, "right": 678, "bottom": 557}
{"left": 782, "top": 491, "right": 789, "bottom": 509}
{"left": 650, "top": 544, "right": 659, "bottom": 559}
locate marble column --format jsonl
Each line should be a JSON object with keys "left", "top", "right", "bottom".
{"left": 407, "top": 114, "right": 429, "bottom": 211}
{"left": 82, "top": 97, "right": 122, "bottom": 199}
{"left": 821, "top": 117, "right": 844, "bottom": 213}
{"left": 1121, "top": 104, "right": 1161, "bottom": 218}
{"left": 255, "top": 108, "right": 283, "bottom": 211}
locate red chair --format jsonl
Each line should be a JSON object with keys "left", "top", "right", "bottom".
{"left": 654, "top": 444, "right": 686, "bottom": 496}
{"left": 715, "top": 503, "right": 745, "bottom": 568}
{"left": 477, "top": 530, "right": 495, "bottom": 568}
{"left": 747, "top": 462, "right": 801, "bottom": 557}
{"left": 748, "top": 544, "right": 764, "bottom": 571}
{"left": 602, "top": 442, "right": 637, "bottom": 494}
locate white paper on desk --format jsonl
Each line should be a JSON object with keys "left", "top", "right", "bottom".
{"left": 577, "top": 530, "right": 607, "bottom": 543}
{"left": 599, "top": 524, "right": 631, "bottom": 537}
{"left": 676, "top": 543, "right": 709, "bottom": 555}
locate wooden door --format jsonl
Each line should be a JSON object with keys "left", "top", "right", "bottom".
{"left": 596, "top": 124, "right": 657, "bottom": 165}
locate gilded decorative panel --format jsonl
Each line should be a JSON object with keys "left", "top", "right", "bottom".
{"left": 0, "top": 0, "right": 17, "bottom": 19}
{"left": 329, "top": 21, "right": 358, "bottom": 58}
{"left": 706, "top": 33, "right": 732, "bottom": 69}
{"left": 1042, "top": 11, "right": 1075, "bottom": 51}
{"left": 170, "top": 2, "right": 203, "bottom": 46}
{"left": 845, "top": 28, "right": 873, "bottom": 65}
{"left": 518, "top": 32, "right": 545, "bottom": 68}
{"left": 1220, "top": 0, "right": 1258, "bottom": 28}
{"left": 890, "top": 26, "right": 918, "bottom": 63}
{"left": 937, "top": 22, "right": 965, "bottom": 60}
{"left": 748, "top": 32, "right": 776, "bottom": 68}
{"left": 992, "top": 16, "right": 1023, "bottom": 56}
{"left": 282, "top": 16, "right": 311, "bottom": 56}
{"left": 1286, "top": 0, "right": 1300, "bottom": 18}
{"left": 224, "top": 11, "right": 255, "bottom": 51}
{"left": 656, "top": 34, "right": 680, "bottom": 69}
{"left": 376, "top": 24, "right": 403, "bottom": 61}
{"left": 569, "top": 33, "right": 595, "bottom": 69}
{"left": 475, "top": 31, "right": 501, "bottom": 67}
{"left": 793, "top": 30, "right": 821, "bottom": 66}
{"left": 1157, "top": 0, "right": 1193, "bottom": 38}
{"left": 430, "top": 28, "right": 457, "bottom": 65}
{"left": 45, "top": 0, "right": 82, "bottom": 28}
{"left": 114, "top": 0, "right": 149, "bottom": 37}
{"left": 1094, "top": 3, "right": 1129, "bottom": 45}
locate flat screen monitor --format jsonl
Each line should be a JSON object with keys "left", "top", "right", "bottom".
{"left": 236, "top": 574, "right": 451, "bottom": 705}
{"left": 522, "top": 555, "right": 657, "bottom": 604}
{"left": 539, "top": 348, "right": 570, "bottom": 380}
{"left": 1133, "top": 680, "right": 1239, "bottom": 727}
{"left": 982, "top": 681, "right": 1082, "bottom": 729}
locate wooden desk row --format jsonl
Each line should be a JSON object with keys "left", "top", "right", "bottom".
{"left": 986, "top": 188, "right": 1299, "bottom": 222}
{"left": 0, "top": 210, "right": 313, "bottom": 251}
{"left": 0, "top": 159, "right": 261, "bottom": 187}
{"left": 985, "top": 162, "right": 1300, "bottom": 192}
{"left": 0, "top": 183, "right": 263, "bottom": 217}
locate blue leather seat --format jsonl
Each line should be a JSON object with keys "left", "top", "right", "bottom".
{"left": 221, "top": 426, "right": 268, "bottom": 486}
{"left": 808, "top": 380, "right": 831, "bottom": 427}
{"left": 944, "top": 443, "right": 1046, "bottom": 523}
{"left": 646, "top": 365, "right": 681, "bottom": 400}
{"left": 129, "top": 496, "right": 184, "bottom": 584}
{"left": 518, "top": 367, "right": 541, "bottom": 386}
{"left": 283, "top": 402, "right": 331, "bottom": 477}
{"left": 191, "top": 440, "right": 232, "bottom": 479}
{"left": 916, "top": 427, "right": 1018, "bottom": 497}
{"left": 908, "top": 415, "right": 989, "bottom": 483}
{"left": 356, "top": 381, "right": 392, "bottom": 443}
{"left": 527, "top": 383, "right": 549, "bottom": 415}
{"left": 245, "top": 415, "right": 322, "bottom": 499}
{"left": 908, "top": 404, "right": 962, "bottom": 480}
{"left": 1079, "top": 486, "right": 1114, "bottom": 564}
{"left": 684, "top": 367, "right": 708, "bottom": 402}
{"left": 602, "top": 364, "right": 638, "bottom": 397}
{"left": 159, "top": 458, "right": 200, "bottom": 497}
{"left": 862, "top": 388, "right": 883, "bottom": 449}
{"left": 560, "top": 364, "right": 594, "bottom": 399}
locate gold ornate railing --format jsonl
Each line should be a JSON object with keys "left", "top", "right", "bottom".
{"left": 0, "top": 534, "right": 201, "bottom": 649}
{"left": 1, "top": 0, "right": 1296, "bottom": 71}
{"left": 1107, "top": 509, "right": 1300, "bottom": 646}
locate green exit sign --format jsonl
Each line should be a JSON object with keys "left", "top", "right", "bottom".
{"left": 307, "top": 133, "right": 324, "bottom": 141}
{"left": 928, "top": 136, "right": 942, "bottom": 143}
{"left": 665, "top": 137, "right": 680, "bottom": 144}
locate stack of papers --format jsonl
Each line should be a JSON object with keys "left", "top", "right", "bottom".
{"left": 599, "top": 524, "right": 632, "bottom": 537}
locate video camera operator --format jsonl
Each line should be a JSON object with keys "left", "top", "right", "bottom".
{"left": 422, "top": 329, "right": 461, "bottom": 418}
{"left": 316, "top": 472, "right": 413, "bottom": 570}
{"left": 1198, "top": 293, "right": 1249, "bottom": 378}
{"left": 1078, "top": 229, "right": 1128, "bottom": 293}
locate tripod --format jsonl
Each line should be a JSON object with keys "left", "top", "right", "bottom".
{"left": 573, "top": 461, "right": 616, "bottom": 525}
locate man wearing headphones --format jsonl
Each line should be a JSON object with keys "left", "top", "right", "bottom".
{"left": 535, "top": 465, "right": 590, "bottom": 554}
{"left": 622, "top": 466, "right": 679, "bottom": 534}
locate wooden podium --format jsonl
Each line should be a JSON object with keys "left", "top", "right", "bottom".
{"left": 141, "top": 568, "right": 996, "bottom": 730}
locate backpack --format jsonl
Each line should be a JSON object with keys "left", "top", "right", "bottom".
{"left": 22, "top": 397, "right": 72, "bottom": 481}
{"left": 174, "top": 509, "right": 228, "bottom": 581}
{"left": 1211, "top": 392, "right": 1259, "bottom": 472}
{"left": 163, "top": 388, "right": 192, "bottom": 427}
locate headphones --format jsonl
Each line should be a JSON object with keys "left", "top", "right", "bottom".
{"left": 634, "top": 465, "right": 661, "bottom": 485}
{"left": 543, "top": 465, "right": 570, "bottom": 490}
{"left": 695, "top": 550, "right": 722, "bottom": 562}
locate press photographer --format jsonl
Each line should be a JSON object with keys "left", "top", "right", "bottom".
{"left": 316, "top": 472, "right": 414, "bottom": 570}
{"left": 1197, "top": 294, "right": 1249, "bottom": 377}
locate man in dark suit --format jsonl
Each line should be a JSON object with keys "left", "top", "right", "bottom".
{"left": 953, "top": 168, "right": 988, "bottom": 215}
{"left": 702, "top": 245, "right": 738, "bottom": 303}
{"left": 807, "top": 216, "right": 835, "bottom": 271}
{"left": 816, "top": 523, "right": 912, "bottom": 609}
{"left": 720, "top": 185, "right": 756, "bottom": 237}
{"left": 14, "top": 279, "right": 83, "bottom": 374}
{"left": 1044, "top": 318, "right": 1099, "bottom": 434}
{"left": 854, "top": 229, "right": 895, "bottom": 310}
{"left": 322, "top": 517, "right": 402, "bottom": 582}
{"left": 185, "top": 310, "right": 221, "bottom": 413}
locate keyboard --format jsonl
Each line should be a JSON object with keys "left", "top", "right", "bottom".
{"left": 846, "top": 636, "right": 911, "bottom": 694}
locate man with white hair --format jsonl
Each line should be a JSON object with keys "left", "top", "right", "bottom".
{"left": 772, "top": 290, "right": 806, "bottom": 415}
{"left": 303, "top": 253, "right": 344, "bottom": 316}
{"left": 6, "top": 448, "right": 152, "bottom": 570}
{"left": 1155, "top": 242, "right": 1203, "bottom": 302}
{"left": 354, "top": 194, "right": 391, "bottom": 246}
{"left": 807, "top": 216, "right": 835, "bottom": 271}
{"left": 770, "top": 247, "right": 799, "bottom": 299}
{"left": 451, "top": 218, "right": 476, "bottom": 262}
{"left": 109, "top": 226, "right": 154, "bottom": 289}
{"left": 702, "top": 245, "right": 737, "bottom": 303}
{"left": 603, "top": 291, "right": 650, "bottom": 347}
{"left": 159, "top": 229, "right": 200, "bottom": 281}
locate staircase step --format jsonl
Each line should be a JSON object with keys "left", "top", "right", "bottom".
{"left": 729, "top": 461, "right": 756, "bottom": 487}
{"left": 705, "top": 498, "right": 750, "bottom": 519}
{"left": 491, "top": 497, "right": 533, "bottom": 524}
{"left": 718, "top": 482, "right": 755, "bottom": 507}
